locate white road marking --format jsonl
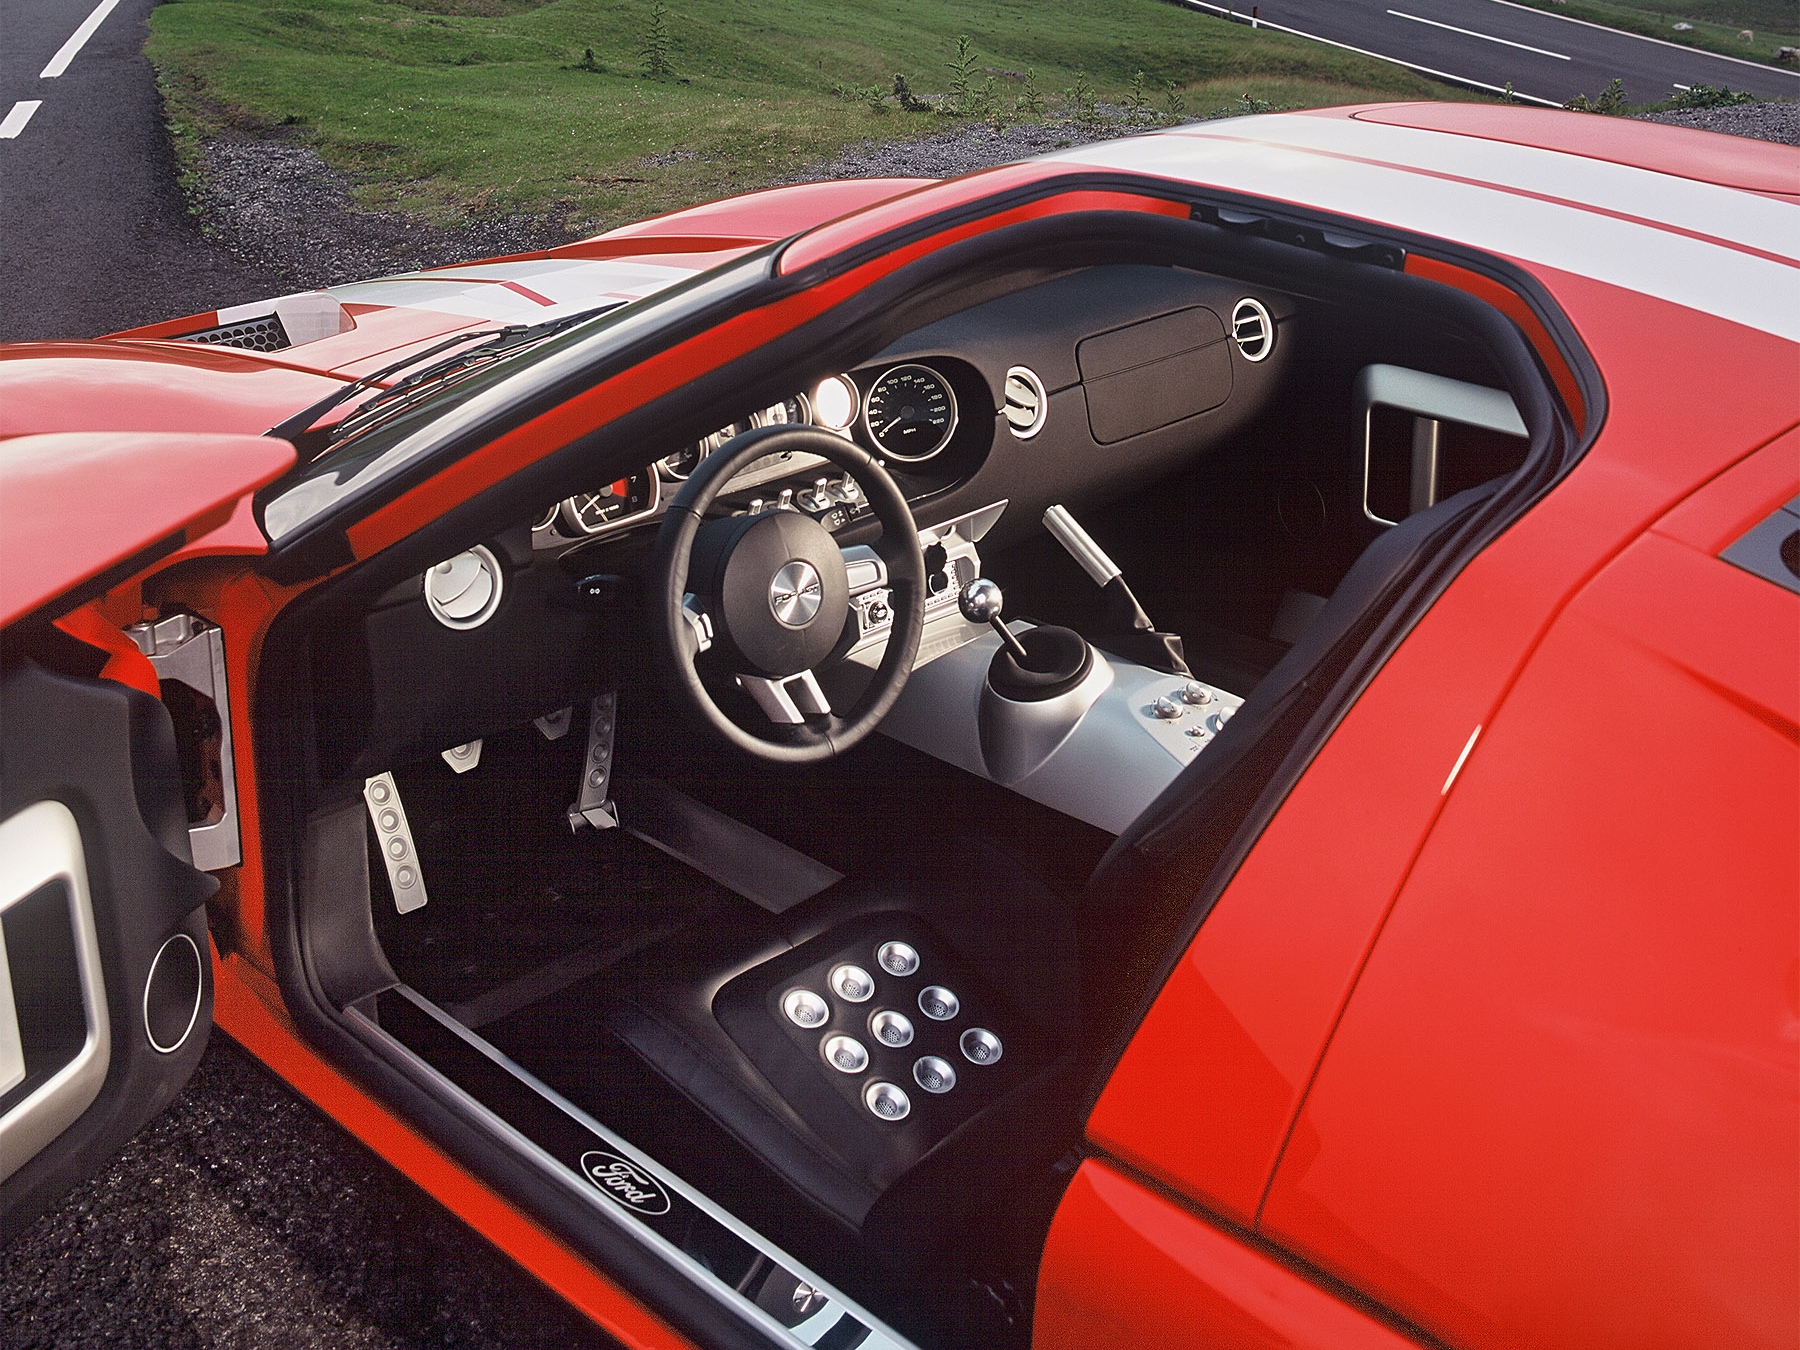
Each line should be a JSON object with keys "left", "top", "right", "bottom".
{"left": 1442, "top": 725, "right": 1482, "bottom": 796}
{"left": 40, "top": 0, "right": 123, "bottom": 79}
{"left": 0, "top": 101, "right": 43, "bottom": 139}
{"left": 1166, "top": 0, "right": 1564, "bottom": 106}
{"left": 1387, "top": 8, "right": 1570, "bottom": 60}
{"left": 1484, "top": 0, "right": 1800, "bottom": 79}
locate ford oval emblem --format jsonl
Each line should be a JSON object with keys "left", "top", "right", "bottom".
{"left": 580, "top": 1149, "right": 672, "bottom": 1216}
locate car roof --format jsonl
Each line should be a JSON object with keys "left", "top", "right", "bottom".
{"left": 1044, "top": 105, "right": 1800, "bottom": 343}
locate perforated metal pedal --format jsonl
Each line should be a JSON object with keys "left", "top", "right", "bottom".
{"left": 364, "top": 772, "right": 427, "bottom": 913}
{"left": 568, "top": 693, "right": 619, "bottom": 832}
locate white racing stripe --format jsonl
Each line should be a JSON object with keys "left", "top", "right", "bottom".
{"left": 40, "top": 0, "right": 122, "bottom": 78}
{"left": 0, "top": 101, "right": 43, "bottom": 139}
{"left": 327, "top": 257, "right": 704, "bottom": 323}
{"left": 1161, "top": 115, "right": 1800, "bottom": 262}
{"left": 1049, "top": 129, "right": 1800, "bottom": 341}
{"left": 1386, "top": 9, "right": 1569, "bottom": 60}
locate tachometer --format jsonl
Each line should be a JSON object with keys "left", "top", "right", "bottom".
{"left": 862, "top": 364, "right": 957, "bottom": 462}
{"left": 559, "top": 472, "right": 657, "bottom": 534}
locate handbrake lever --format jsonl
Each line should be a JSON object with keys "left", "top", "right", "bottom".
{"left": 1043, "top": 505, "right": 1191, "bottom": 676}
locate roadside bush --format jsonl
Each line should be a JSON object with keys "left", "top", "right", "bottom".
{"left": 1665, "top": 82, "right": 1756, "bottom": 107}
{"left": 1564, "top": 77, "right": 1627, "bottom": 113}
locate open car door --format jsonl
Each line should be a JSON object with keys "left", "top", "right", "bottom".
{"left": 0, "top": 430, "right": 294, "bottom": 1235}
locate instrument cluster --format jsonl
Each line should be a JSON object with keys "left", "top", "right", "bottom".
{"left": 531, "top": 363, "right": 965, "bottom": 550}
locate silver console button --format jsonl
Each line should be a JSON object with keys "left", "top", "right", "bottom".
{"left": 876, "top": 941, "right": 920, "bottom": 977}
{"left": 864, "top": 1080, "right": 910, "bottom": 1121}
{"left": 870, "top": 1009, "right": 914, "bottom": 1047}
{"left": 1151, "top": 696, "right": 1183, "bottom": 721}
{"left": 829, "top": 963, "right": 875, "bottom": 1003}
{"left": 960, "top": 1027, "right": 1004, "bottom": 1065}
{"left": 1207, "top": 708, "right": 1235, "bottom": 734}
{"left": 1179, "top": 681, "right": 1212, "bottom": 706}
{"left": 913, "top": 1055, "right": 957, "bottom": 1094}
{"left": 782, "top": 988, "right": 829, "bottom": 1028}
{"left": 918, "top": 985, "right": 960, "bottom": 1021}
{"left": 822, "top": 1034, "right": 869, "bottom": 1074}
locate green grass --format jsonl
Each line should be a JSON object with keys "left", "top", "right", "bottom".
{"left": 146, "top": 0, "right": 1468, "bottom": 234}
{"left": 1501, "top": 0, "right": 1800, "bottom": 71}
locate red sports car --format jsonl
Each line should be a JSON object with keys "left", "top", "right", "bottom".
{"left": 1, "top": 104, "right": 1794, "bottom": 1350}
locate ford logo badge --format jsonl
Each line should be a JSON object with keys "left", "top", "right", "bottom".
{"left": 580, "top": 1149, "right": 672, "bottom": 1216}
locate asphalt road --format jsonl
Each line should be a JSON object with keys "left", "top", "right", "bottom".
{"left": 1176, "top": 0, "right": 1800, "bottom": 106}
{"left": 0, "top": 0, "right": 282, "bottom": 343}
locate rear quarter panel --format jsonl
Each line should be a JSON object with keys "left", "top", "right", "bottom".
{"left": 1256, "top": 431, "right": 1800, "bottom": 1349}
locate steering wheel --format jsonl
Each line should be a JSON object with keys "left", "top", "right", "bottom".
{"left": 648, "top": 424, "right": 926, "bottom": 763}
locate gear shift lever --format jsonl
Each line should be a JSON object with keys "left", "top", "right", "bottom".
{"left": 960, "top": 578, "right": 1032, "bottom": 664}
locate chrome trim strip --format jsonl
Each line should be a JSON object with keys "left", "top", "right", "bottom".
{"left": 129, "top": 616, "right": 242, "bottom": 871}
{"left": 369, "top": 985, "right": 915, "bottom": 1349}
{"left": 0, "top": 801, "right": 112, "bottom": 1184}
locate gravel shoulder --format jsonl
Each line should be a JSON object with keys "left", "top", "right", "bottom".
{"left": 193, "top": 101, "right": 1799, "bottom": 298}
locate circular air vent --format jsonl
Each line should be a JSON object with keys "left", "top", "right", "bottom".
{"left": 1002, "top": 365, "right": 1047, "bottom": 440}
{"left": 1231, "top": 297, "right": 1274, "bottom": 362}
{"left": 424, "top": 544, "right": 504, "bottom": 630}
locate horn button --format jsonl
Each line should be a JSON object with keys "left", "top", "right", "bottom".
{"left": 706, "top": 510, "right": 849, "bottom": 677}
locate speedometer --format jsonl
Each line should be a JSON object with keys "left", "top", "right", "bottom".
{"left": 862, "top": 364, "right": 957, "bottom": 463}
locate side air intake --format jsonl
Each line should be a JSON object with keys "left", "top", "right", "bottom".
{"left": 1231, "top": 297, "right": 1274, "bottom": 362}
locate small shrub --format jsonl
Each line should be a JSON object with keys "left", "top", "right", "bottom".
{"left": 892, "top": 72, "right": 930, "bottom": 112}
{"left": 641, "top": 0, "right": 674, "bottom": 80}
{"left": 1666, "top": 83, "right": 1755, "bottom": 109}
{"left": 1162, "top": 80, "right": 1186, "bottom": 122}
{"left": 578, "top": 46, "right": 602, "bottom": 74}
{"left": 1565, "top": 78, "right": 1626, "bottom": 114}
{"left": 942, "top": 35, "right": 991, "bottom": 118}
{"left": 1121, "top": 69, "right": 1155, "bottom": 126}
{"left": 1236, "top": 92, "right": 1275, "bottom": 115}
{"left": 1066, "top": 71, "right": 1099, "bottom": 125}
{"left": 1014, "top": 68, "right": 1048, "bottom": 120}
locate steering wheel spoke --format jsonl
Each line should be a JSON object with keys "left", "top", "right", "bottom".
{"left": 736, "top": 668, "right": 832, "bottom": 726}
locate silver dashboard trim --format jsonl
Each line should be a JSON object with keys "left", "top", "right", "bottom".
{"left": 0, "top": 801, "right": 112, "bottom": 1184}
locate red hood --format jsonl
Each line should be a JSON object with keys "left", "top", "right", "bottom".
{"left": 0, "top": 341, "right": 345, "bottom": 439}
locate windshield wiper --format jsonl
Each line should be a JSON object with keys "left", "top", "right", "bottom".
{"left": 266, "top": 302, "right": 625, "bottom": 462}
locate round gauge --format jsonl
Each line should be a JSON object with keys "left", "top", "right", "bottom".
{"left": 751, "top": 397, "right": 809, "bottom": 429}
{"left": 810, "top": 375, "right": 859, "bottom": 432}
{"left": 862, "top": 364, "right": 957, "bottom": 462}
{"left": 658, "top": 442, "right": 708, "bottom": 480}
{"left": 559, "top": 472, "right": 654, "bottom": 534}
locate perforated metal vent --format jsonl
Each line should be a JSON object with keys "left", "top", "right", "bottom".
{"left": 176, "top": 313, "right": 292, "bottom": 353}
{"left": 1002, "top": 365, "right": 1047, "bottom": 439}
{"left": 1230, "top": 298, "right": 1274, "bottom": 362}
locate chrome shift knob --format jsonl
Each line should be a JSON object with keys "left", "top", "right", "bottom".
{"left": 960, "top": 578, "right": 1004, "bottom": 625}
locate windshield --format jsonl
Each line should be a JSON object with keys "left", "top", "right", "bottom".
{"left": 260, "top": 250, "right": 775, "bottom": 544}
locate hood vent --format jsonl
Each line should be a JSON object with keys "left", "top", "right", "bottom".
{"left": 180, "top": 313, "right": 291, "bottom": 352}
{"left": 1231, "top": 298, "right": 1274, "bottom": 362}
{"left": 1002, "top": 366, "right": 1047, "bottom": 439}
{"left": 174, "top": 291, "right": 353, "bottom": 354}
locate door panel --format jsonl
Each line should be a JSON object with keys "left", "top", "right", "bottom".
{"left": 0, "top": 657, "right": 217, "bottom": 1234}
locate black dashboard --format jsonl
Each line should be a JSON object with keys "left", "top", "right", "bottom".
{"left": 528, "top": 264, "right": 1295, "bottom": 561}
